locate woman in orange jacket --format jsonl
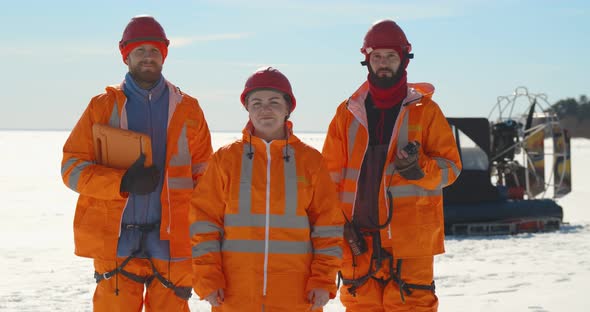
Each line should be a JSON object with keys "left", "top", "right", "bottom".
{"left": 190, "top": 67, "right": 344, "bottom": 311}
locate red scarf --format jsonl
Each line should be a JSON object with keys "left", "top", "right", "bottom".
{"left": 367, "top": 70, "right": 408, "bottom": 109}
{"left": 368, "top": 71, "right": 408, "bottom": 144}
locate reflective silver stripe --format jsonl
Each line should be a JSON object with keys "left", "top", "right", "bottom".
{"left": 66, "top": 160, "right": 93, "bottom": 191}
{"left": 387, "top": 184, "right": 441, "bottom": 198}
{"left": 168, "top": 177, "right": 193, "bottom": 190}
{"left": 315, "top": 245, "right": 343, "bottom": 258}
{"left": 225, "top": 214, "right": 310, "bottom": 229}
{"left": 348, "top": 119, "right": 359, "bottom": 158}
{"left": 223, "top": 239, "right": 312, "bottom": 254}
{"left": 170, "top": 124, "right": 190, "bottom": 166}
{"left": 192, "top": 240, "right": 221, "bottom": 258}
{"left": 238, "top": 143, "right": 254, "bottom": 215}
{"left": 436, "top": 158, "right": 449, "bottom": 187}
{"left": 329, "top": 172, "right": 342, "bottom": 184}
{"left": 61, "top": 157, "right": 79, "bottom": 176}
{"left": 190, "top": 221, "right": 223, "bottom": 237}
{"left": 434, "top": 157, "right": 460, "bottom": 176}
{"left": 440, "top": 166, "right": 449, "bottom": 187}
{"left": 109, "top": 100, "right": 120, "bottom": 127}
{"left": 342, "top": 167, "right": 360, "bottom": 181}
{"left": 283, "top": 145, "right": 298, "bottom": 217}
{"left": 311, "top": 225, "right": 343, "bottom": 238}
{"left": 434, "top": 157, "right": 460, "bottom": 187}
{"left": 397, "top": 109, "right": 409, "bottom": 148}
{"left": 339, "top": 191, "right": 355, "bottom": 204}
{"left": 192, "top": 162, "right": 207, "bottom": 176}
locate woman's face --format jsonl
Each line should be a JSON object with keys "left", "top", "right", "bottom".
{"left": 246, "top": 89, "right": 290, "bottom": 141}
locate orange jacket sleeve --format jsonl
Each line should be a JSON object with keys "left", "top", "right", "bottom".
{"left": 321, "top": 103, "right": 348, "bottom": 192}
{"left": 61, "top": 94, "right": 127, "bottom": 200}
{"left": 409, "top": 101, "right": 462, "bottom": 190}
{"left": 190, "top": 152, "right": 226, "bottom": 299}
{"left": 305, "top": 158, "right": 344, "bottom": 299}
{"left": 186, "top": 98, "right": 213, "bottom": 186}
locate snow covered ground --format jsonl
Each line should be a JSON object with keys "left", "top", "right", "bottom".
{"left": 0, "top": 131, "right": 588, "bottom": 312}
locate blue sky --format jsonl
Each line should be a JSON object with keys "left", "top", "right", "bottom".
{"left": 1, "top": 0, "right": 588, "bottom": 131}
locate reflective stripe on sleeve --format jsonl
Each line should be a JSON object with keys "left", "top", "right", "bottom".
{"left": 311, "top": 225, "right": 343, "bottom": 238}
{"left": 314, "top": 245, "right": 343, "bottom": 258}
{"left": 190, "top": 221, "right": 223, "bottom": 238}
{"left": 62, "top": 158, "right": 93, "bottom": 192}
{"left": 192, "top": 240, "right": 221, "bottom": 258}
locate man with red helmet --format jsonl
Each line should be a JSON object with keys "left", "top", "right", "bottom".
{"left": 61, "top": 15, "right": 212, "bottom": 311}
{"left": 322, "top": 20, "right": 461, "bottom": 311}
{"left": 190, "top": 67, "right": 344, "bottom": 311}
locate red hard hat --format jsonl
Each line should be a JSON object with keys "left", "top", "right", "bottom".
{"left": 119, "top": 15, "right": 170, "bottom": 50}
{"left": 240, "top": 67, "right": 296, "bottom": 112}
{"left": 361, "top": 19, "right": 412, "bottom": 57}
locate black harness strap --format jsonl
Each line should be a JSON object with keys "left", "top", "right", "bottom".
{"left": 338, "top": 270, "right": 374, "bottom": 297}
{"left": 339, "top": 232, "right": 391, "bottom": 296}
{"left": 94, "top": 247, "right": 147, "bottom": 285}
{"left": 93, "top": 222, "right": 192, "bottom": 300}
{"left": 145, "top": 256, "right": 192, "bottom": 300}
{"left": 339, "top": 233, "right": 435, "bottom": 303}
{"left": 389, "top": 259, "right": 436, "bottom": 304}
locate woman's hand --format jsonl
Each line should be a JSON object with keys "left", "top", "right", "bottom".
{"left": 204, "top": 288, "right": 224, "bottom": 307}
{"left": 307, "top": 288, "right": 329, "bottom": 310}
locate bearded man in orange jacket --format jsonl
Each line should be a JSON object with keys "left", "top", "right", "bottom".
{"left": 61, "top": 15, "right": 212, "bottom": 311}
{"left": 190, "top": 67, "right": 343, "bottom": 311}
{"left": 322, "top": 20, "right": 462, "bottom": 312}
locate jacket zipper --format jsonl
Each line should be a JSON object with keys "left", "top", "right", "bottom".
{"left": 146, "top": 91, "right": 153, "bottom": 226}
{"left": 263, "top": 141, "right": 271, "bottom": 296}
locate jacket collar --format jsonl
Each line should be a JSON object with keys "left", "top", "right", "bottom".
{"left": 241, "top": 120, "right": 300, "bottom": 147}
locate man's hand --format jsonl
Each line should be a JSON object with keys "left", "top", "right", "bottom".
{"left": 120, "top": 153, "right": 160, "bottom": 194}
{"left": 204, "top": 288, "right": 224, "bottom": 307}
{"left": 394, "top": 141, "right": 425, "bottom": 180}
{"left": 308, "top": 288, "right": 329, "bottom": 310}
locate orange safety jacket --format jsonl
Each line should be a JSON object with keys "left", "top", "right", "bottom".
{"left": 322, "top": 82, "right": 461, "bottom": 258}
{"left": 190, "top": 122, "right": 343, "bottom": 310}
{"left": 61, "top": 80, "right": 212, "bottom": 260}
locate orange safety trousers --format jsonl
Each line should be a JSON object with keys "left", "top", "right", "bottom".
{"left": 340, "top": 236, "right": 438, "bottom": 312}
{"left": 93, "top": 257, "right": 192, "bottom": 312}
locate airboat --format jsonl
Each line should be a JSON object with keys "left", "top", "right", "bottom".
{"left": 443, "top": 87, "right": 572, "bottom": 235}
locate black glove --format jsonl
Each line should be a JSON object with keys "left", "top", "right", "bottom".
{"left": 120, "top": 154, "right": 160, "bottom": 195}
{"left": 394, "top": 141, "right": 425, "bottom": 180}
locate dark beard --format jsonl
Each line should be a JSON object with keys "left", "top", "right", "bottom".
{"left": 129, "top": 62, "right": 162, "bottom": 89}
{"left": 368, "top": 66, "right": 400, "bottom": 89}
{"left": 369, "top": 71, "right": 396, "bottom": 88}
